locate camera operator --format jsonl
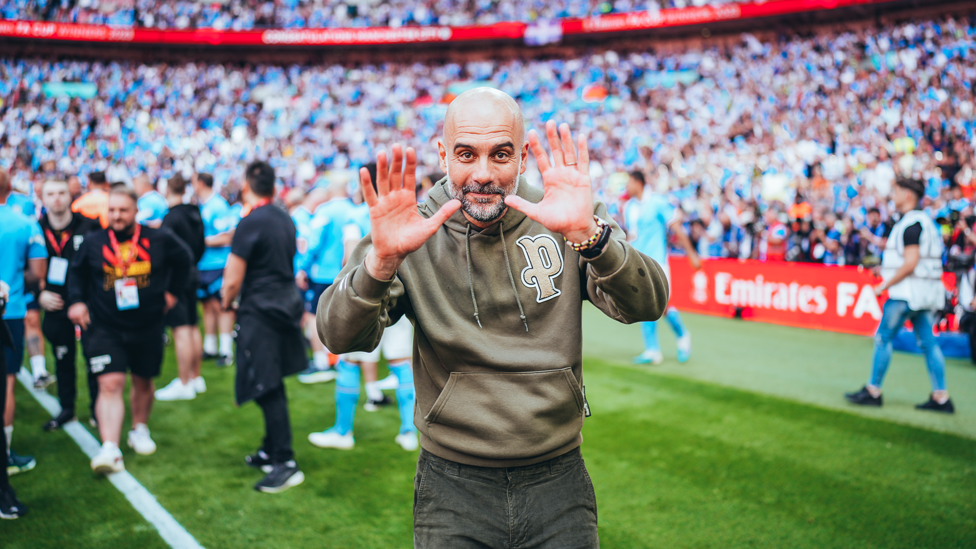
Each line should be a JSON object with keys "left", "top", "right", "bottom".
{"left": 949, "top": 211, "right": 976, "bottom": 364}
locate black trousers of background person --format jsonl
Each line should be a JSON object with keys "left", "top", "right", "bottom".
{"left": 960, "top": 312, "right": 976, "bottom": 365}
{"left": 255, "top": 383, "right": 293, "bottom": 464}
{"left": 42, "top": 312, "right": 98, "bottom": 418}
{"left": 0, "top": 335, "right": 9, "bottom": 491}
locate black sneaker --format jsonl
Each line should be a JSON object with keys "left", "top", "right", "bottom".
{"left": 216, "top": 355, "right": 234, "bottom": 368}
{"left": 254, "top": 461, "right": 305, "bottom": 493}
{"left": 844, "top": 386, "right": 883, "bottom": 407}
{"left": 245, "top": 449, "right": 274, "bottom": 473}
{"left": 0, "top": 488, "right": 27, "bottom": 519}
{"left": 916, "top": 396, "right": 955, "bottom": 414}
{"left": 363, "top": 394, "right": 393, "bottom": 412}
{"left": 202, "top": 351, "right": 220, "bottom": 361}
{"left": 33, "top": 373, "right": 55, "bottom": 390}
{"left": 7, "top": 451, "right": 36, "bottom": 476}
{"left": 43, "top": 409, "right": 77, "bottom": 431}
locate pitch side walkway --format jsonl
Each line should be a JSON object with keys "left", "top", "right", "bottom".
{"left": 582, "top": 304, "right": 976, "bottom": 440}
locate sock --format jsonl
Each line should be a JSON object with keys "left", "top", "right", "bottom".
{"left": 4, "top": 425, "right": 12, "bottom": 456}
{"left": 313, "top": 351, "right": 329, "bottom": 370}
{"left": 102, "top": 440, "right": 118, "bottom": 451}
{"left": 334, "top": 360, "right": 360, "bottom": 436}
{"left": 388, "top": 360, "right": 416, "bottom": 435}
{"left": 365, "top": 382, "right": 383, "bottom": 402}
{"left": 665, "top": 308, "right": 688, "bottom": 339}
{"left": 204, "top": 335, "right": 217, "bottom": 355}
{"left": 30, "top": 355, "right": 47, "bottom": 377}
{"left": 640, "top": 321, "right": 661, "bottom": 354}
{"left": 219, "top": 333, "right": 234, "bottom": 357}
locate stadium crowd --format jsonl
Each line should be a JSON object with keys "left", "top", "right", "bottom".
{"left": 1, "top": 0, "right": 738, "bottom": 30}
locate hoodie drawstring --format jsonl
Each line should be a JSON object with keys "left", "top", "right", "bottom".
{"left": 465, "top": 224, "right": 482, "bottom": 329}
{"left": 499, "top": 222, "right": 529, "bottom": 332}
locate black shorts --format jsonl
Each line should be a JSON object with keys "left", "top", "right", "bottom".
{"left": 166, "top": 286, "right": 199, "bottom": 328}
{"left": 3, "top": 319, "right": 24, "bottom": 375}
{"left": 198, "top": 269, "right": 224, "bottom": 301}
{"left": 25, "top": 291, "right": 40, "bottom": 311}
{"left": 82, "top": 322, "right": 165, "bottom": 379}
{"left": 303, "top": 282, "right": 331, "bottom": 314}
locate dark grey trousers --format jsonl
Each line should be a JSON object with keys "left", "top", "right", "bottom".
{"left": 413, "top": 447, "right": 599, "bottom": 549}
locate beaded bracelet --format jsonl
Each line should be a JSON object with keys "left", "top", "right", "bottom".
{"left": 565, "top": 216, "right": 610, "bottom": 252}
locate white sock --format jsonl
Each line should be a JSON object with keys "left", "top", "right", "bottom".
{"left": 4, "top": 425, "right": 12, "bottom": 456}
{"left": 313, "top": 351, "right": 329, "bottom": 369}
{"left": 30, "top": 355, "right": 48, "bottom": 377}
{"left": 365, "top": 382, "right": 383, "bottom": 402}
{"left": 219, "top": 333, "right": 234, "bottom": 357}
{"left": 204, "top": 335, "right": 217, "bottom": 355}
{"left": 102, "top": 440, "right": 118, "bottom": 451}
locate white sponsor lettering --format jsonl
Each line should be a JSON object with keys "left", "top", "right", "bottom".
{"left": 714, "top": 272, "right": 827, "bottom": 314}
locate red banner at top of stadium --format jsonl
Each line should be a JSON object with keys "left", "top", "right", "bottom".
{"left": 0, "top": 0, "right": 892, "bottom": 46}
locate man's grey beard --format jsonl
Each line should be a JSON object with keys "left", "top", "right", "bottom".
{"left": 446, "top": 158, "right": 521, "bottom": 223}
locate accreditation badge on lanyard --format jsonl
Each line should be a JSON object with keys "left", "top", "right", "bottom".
{"left": 44, "top": 228, "right": 71, "bottom": 285}
{"left": 109, "top": 225, "right": 142, "bottom": 311}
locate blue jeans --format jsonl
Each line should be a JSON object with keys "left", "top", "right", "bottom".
{"left": 870, "top": 299, "right": 946, "bottom": 392}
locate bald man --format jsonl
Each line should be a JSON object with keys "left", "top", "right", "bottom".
{"left": 317, "top": 88, "right": 669, "bottom": 547}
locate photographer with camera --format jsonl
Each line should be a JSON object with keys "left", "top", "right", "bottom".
{"left": 949, "top": 209, "right": 976, "bottom": 364}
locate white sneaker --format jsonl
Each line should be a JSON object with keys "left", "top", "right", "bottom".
{"left": 192, "top": 376, "right": 207, "bottom": 394}
{"left": 375, "top": 374, "right": 399, "bottom": 391}
{"left": 127, "top": 424, "right": 157, "bottom": 455}
{"left": 91, "top": 443, "right": 124, "bottom": 474}
{"left": 308, "top": 429, "right": 354, "bottom": 450}
{"left": 633, "top": 350, "right": 664, "bottom": 365}
{"left": 154, "top": 378, "right": 196, "bottom": 401}
{"left": 395, "top": 431, "right": 418, "bottom": 451}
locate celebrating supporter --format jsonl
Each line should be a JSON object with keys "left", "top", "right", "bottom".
{"left": 624, "top": 169, "right": 701, "bottom": 365}
{"left": 192, "top": 173, "right": 239, "bottom": 367}
{"left": 36, "top": 179, "right": 102, "bottom": 431}
{"left": 155, "top": 174, "right": 208, "bottom": 402}
{"left": 317, "top": 89, "right": 668, "bottom": 546}
{"left": 68, "top": 186, "right": 192, "bottom": 473}
{"left": 845, "top": 177, "right": 954, "bottom": 414}
{"left": 0, "top": 169, "right": 46, "bottom": 476}
{"left": 222, "top": 161, "right": 306, "bottom": 493}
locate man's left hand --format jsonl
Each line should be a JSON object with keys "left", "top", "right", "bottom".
{"left": 504, "top": 121, "right": 598, "bottom": 244}
{"left": 874, "top": 284, "right": 886, "bottom": 296}
{"left": 164, "top": 292, "right": 177, "bottom": 313}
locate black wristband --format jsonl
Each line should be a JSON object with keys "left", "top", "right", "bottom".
{"left": 579, "top": 222, "right": 613, "bottom": 259}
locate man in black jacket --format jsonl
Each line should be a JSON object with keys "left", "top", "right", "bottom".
{"left": 36, "top": 179, "right": 102, "bottom": 431}
{"left": 222, "top": 161, "right": 305, "bottom": 493}
{"left": 68, "top": 186, "right": 192, "bottom": 474}
{"left": 156, "top": 174, "right": 207, "bottom": 401}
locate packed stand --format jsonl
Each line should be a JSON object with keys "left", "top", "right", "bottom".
{"left": 1, "top": 0, "right": 740, "bottom": 30}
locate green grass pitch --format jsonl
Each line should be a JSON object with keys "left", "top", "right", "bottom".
{"left": 3, "top": 306, "right": 975, "bottom": 548}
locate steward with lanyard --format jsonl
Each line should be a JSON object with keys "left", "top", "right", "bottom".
{"left": 68, "top": 185, "right": 192, "bottom": 474}
{"left": 221, "top": 161, "right": 306, "bottom": 493}
{"left": 36, "top": 180, "right": 101, "bottom": 431}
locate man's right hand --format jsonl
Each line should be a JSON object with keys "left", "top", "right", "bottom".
{"left": 68, "top": 302, "right": 90, "bottom": 330}
{"left": 360, "top": 144, "right": 460, "bottom": 280}
{"left": 39, "top": 290, "right": 64, "bottom": 312}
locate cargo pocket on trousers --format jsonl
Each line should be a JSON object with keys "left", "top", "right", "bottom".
{"left": 423, "top": 367, "right": 585, "bottom": 460}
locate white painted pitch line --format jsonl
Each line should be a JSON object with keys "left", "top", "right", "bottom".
{"left": 16, "top": 368, "right": 204, "bottom": 549}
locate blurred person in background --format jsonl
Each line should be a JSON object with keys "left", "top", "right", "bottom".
{"left": 155, "top": 175, "right": 208, "bottom": 401}
{"left": 36, "top": 179, "right": 101, "bottom": 431}
{"left": 68, "top": 186, "right": 192, "bottom": 473}
{"left": 846, "top": 177, "right": 954, "bottom": 414}
{"left": 134, "top": 174, "right": 169, "bottom": 229}
{"left": 222, "top": 161, "right": 306, "bottom": 493}
{"left": 625, "top": 169, "right": 701, "bottom": 365}
{"left": 71, "top": 171, "right": 110, "bottom": 229}
{"left": 192, "top": 172, "right": 239, "bottom": 367}
{"left": 292, "top": 187, "right": 335, "bottom": 382}
{"left": 1, "top": 170, "right": 47, "bottom": 477}
{"left": 0, "top": 280, "right": 28, "bottom": 519}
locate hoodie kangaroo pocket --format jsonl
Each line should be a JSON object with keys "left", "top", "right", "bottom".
{"left": 423, "top": 367, "right": 585, "bottom": 461}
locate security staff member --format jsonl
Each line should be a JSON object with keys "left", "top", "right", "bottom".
{"left": 37, "top": 179, "right": 102, "bottom": 430}
{"left": 68, "top": 185, "right": 192, "bottom": 474}
{"left": 222, "top": 161, "right": 305, "bottom": 493}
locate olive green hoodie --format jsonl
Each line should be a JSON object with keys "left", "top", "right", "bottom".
{"left": 317, "top": 177, "right": 669, "bottom": 467}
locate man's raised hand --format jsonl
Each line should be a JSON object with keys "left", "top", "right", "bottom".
{"left": 504, "top": 121, "right": 598, "bottom": 244}
{"left": 362, "top": 144, "right": 460, "bottom": 280}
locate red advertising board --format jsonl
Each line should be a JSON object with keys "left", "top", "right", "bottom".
{"left": 0, "top": 0, "right": 892, "bottom": 47}
{"left": 668, "top": 257, "right": 884, "bottom": 336}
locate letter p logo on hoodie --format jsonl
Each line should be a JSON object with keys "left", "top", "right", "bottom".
{"left": 517, "top": 234, "right": 564, "bottom": 303}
